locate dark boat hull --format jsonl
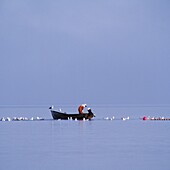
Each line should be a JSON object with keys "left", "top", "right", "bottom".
{"left": 51, "top": 110, "right": 95, "bottom": 120}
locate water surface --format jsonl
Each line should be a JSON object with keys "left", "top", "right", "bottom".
{"left": 0, "top": 105, "right": 170, "bottom": 170}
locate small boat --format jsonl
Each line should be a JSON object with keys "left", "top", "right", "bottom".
{"left": 49, "top": 106, "right": 95, "bottom": 120}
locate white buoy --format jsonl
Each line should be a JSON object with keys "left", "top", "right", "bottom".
{"left": 30, "top": 117, "right": 34, "bottom": 121}
{"left": 6, "top": 117, "right": 11, "bottom": 121}
{"left": 121, "top": 117, "right": 126, "bottom": 121}
{"left": 13, "top": 117, "right": 17, "bottom": 121}
{"left": 1, "top": 117, "right": 6, "bottom": 121}
{"left": 75, "top": 118, "right": 77, "bottom": 121}
{"left": 36, "top": 117, "right": 40, "bottom": 120}
{"left": 20, "top": 117, "right": 24, "bottom": 120}
{"left": 83, "top": 118, "right": 85, "bottom": 121}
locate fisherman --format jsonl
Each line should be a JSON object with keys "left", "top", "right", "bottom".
{"left": 78, "top": 104, "right": 87, "bottom": 114}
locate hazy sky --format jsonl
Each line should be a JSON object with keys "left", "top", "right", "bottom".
{"left": 0, "top": 0, "right": 170, "bottom": 105}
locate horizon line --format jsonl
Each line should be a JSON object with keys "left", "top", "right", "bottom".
{"left": 0, "top": 104, "right": 170, "bottom": 108}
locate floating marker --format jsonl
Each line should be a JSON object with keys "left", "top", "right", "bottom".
{"left": 30, "top": 117, "right": 34, "bottom": 121}
{"left": 1, "top": 117, "right": 5, "bottom": 121}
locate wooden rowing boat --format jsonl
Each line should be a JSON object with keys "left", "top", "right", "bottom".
{"left": 49, "top": 106, "right": 95, "bottom": 120}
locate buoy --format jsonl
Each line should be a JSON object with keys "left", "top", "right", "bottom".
{"left": 1, "top": 117, "right": 6, "bottom": 121}
{"left": 104, "top": 117, "right": 109, "bottom": 120}
{"left": 30, "top": 117, "right": 34, "bottom": 121}
{"left": 13, "top": 117, "right": 17, "bottom": 121}
{"left": 6, "top": 117, "right": 11, "bottom": 121}
{"left": 143, "top": 116, "right": 147, "bottom": 120}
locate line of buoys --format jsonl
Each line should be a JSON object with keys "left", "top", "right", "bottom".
{"left": 121, "top": 116, "right": 130, "bottom": 121}
{"left": 103, "top": 116, "right": 130, "bottom": 121}
{"left": 0, "top": 117, "right": 44, "bottom": 122}
{"left": 143, "top": 116, "right": 170, "bottom": 121}
{"left": 103, "top": 116, "right": 115, "bottom": 120}
{"left": 66, "top": 117, "right": 89, "bottom": 121}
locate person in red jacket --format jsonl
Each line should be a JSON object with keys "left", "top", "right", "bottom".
{"left": 78, "top": 104, "right": 87, "bottom": 114}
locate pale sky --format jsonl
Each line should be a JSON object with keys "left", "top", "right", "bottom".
{"left": 0, "top": 0, "right": 170, "bottom": 105}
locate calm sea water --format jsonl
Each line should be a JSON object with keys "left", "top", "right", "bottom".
{"left": 0, "top": 105, "right": 170, "bottom": 170}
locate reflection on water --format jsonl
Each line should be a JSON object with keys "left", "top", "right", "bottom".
{"left": 0, "top": 106, "right": 170, "bottom": 170}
